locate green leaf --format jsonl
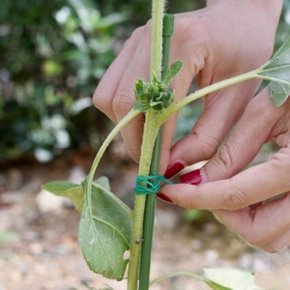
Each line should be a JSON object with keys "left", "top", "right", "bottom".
{"left": 79, "top": 178, "right": 132, "bottom": 280}
{"left": 94, "top": 176, "right": 111, "bottom": 192}
{"left": 268, "top": 81, "right": 290, "bottom": 106}
{"left": 254, "top": 79, "right": 270, "bottom": 97}
{"left": 258, "top": 37, "right": 290, "bottom": 106}
{"left": 43, "top": 181, "right": 84, "bottom": 212}
{"left": 202, "top": 268, "right": 263, "bottom": 290}
{"left": 203, "top": 280, "right": 231, "bottom": 290}
{"left": 43, "top": 181, "right": 79, "bottom": 194}
{"left": 163, "top": 61, "right": 183, "bottom": 85}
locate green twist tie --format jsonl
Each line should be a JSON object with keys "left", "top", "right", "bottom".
{"left": 135, "top": 175, "right": 172, "bottom": 195}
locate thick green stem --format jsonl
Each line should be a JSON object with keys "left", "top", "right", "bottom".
{"left": 139, "top": 14, "right": 174, "bottom": 290}
{"left": 150, "top": 0, "right": 164, "bottom": 80}
{"left": 127, "top": 112, "right": 161, "bottom": 290}
{"left": 127, "top": 1, "right": 166, "bottom": 289}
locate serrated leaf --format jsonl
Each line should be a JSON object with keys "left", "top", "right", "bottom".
{"left": 79, "top": 178, "right": 132, "bottom": 280}
{"left": 203, "top": 268, "right": 262, "bottom": 290}
{"left": 258, "top": 37, "right": 290, "bottom": 106}
{"left": 43, "top": 181, "right": 84, "bottom": 212}
{"left": 163, "top": 61, "right": 183, "bottom": 85}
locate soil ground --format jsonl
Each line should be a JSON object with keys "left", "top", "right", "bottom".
{"left": 1, "top": 157, "right": 290, "bottom": 290}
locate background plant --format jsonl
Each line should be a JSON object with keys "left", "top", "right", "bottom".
{"left": 1, "top": 0, "right": 289, "bottom": 163}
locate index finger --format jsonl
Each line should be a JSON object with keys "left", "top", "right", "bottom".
{"left": 161, "top": 146, "right": 290, "bottom": 210}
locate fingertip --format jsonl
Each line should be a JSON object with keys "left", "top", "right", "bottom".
{"left": 157, "top": 192, "right": 174, "bottom": 204}
{"left": 160, "top": 183, "right": 198, "bottom": 209}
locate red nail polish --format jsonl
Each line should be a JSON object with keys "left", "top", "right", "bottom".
{"left": 165, "top": 161, "right": 185, "bottom": 179}
{"left": 157, "top": 193, "right": 174, "bottom": 204}
{"left": 180, "top": 169, "right": 202, "bottom": 185}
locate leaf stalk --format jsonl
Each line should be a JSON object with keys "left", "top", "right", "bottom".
{"left": 160, "top": 69, "right": 261, "bottom": 122}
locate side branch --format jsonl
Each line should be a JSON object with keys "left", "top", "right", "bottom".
{"left": 159, "top": 69, "right": 260, "bottom": 122}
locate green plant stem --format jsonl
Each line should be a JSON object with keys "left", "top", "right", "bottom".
{"left": 85, "top": 109, "right": 140, "bottom": 206}
{"left": 160, "top": 68, "right": 261, "bottom": 122}
{"left": 150, "top": 0, "right": 165, "bottom": 80}
{"left": 138, "top": 135, "right": 160, "bottom": 290}
{"left": 127, "top": 1, "right": 166, "bottom": 289}
{"left": 138, "top": 14, "right": 174, "bottom": 290}
{"left": 127, "top": 111, "right": 161, "bottom": 290}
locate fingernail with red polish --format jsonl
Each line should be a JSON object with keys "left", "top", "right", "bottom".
{"left": 157, "top": 193, "right": 174, "bottom": 204}
{"left": 180, "top": 169, "right": 203, "bottom": 185}
{"left": 165, "top": 161, "right": 185, "bottom": 179}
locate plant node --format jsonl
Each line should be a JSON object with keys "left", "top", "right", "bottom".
{"left": 134, "top": 76, "right": 174, "bottom": 112}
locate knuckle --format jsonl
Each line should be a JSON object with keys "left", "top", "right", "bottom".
{"left": 112, "top": 90, "right": 134, "bottom": 117}
{"left": 214, "top": 144, "right": 233, "bottom": 169}
{"left": 201, "top": 142, "right": 218, "bottom": 159}
{"left": 276, "top": 146, "right": 290, "bottom": 168}
{"left": 176, "top": 18, "right": 208, "bottom": 72}
{"left": 193, "top": 132, "right": 219, "bottom": 159}
{"left": 124, "top": 26, "right": 146, "bottom": 47}
{"left": 177, "top": 15, "right": 208, "bottom": 44}
{"left": 93, "top": 87, "right": 111, "bottom": 113}
{"left": 223, "top": 180, "right": 249, "bottom": 210}
{"left": 270, "top": 147, "right": 290, "bottom": 188}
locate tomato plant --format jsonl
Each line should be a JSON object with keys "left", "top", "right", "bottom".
{"left": 44, "top": 0, "right": 290, "bottom": 289}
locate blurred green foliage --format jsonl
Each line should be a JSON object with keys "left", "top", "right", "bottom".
{"left": 0, "top": 0, "right": 289, "bottom": 162}
{"left": 0, "top": 0, "right": 127, "bottom": 162}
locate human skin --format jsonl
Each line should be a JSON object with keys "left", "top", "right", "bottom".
{"left": 161, "top": 90, "right": 290, "bottom": 252}
{"left": 93, "top": 0, "right": 284, "bottom": 251}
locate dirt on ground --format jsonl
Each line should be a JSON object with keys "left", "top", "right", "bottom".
{"left": 0, "top": 156, "right": 290, "bottom": 290}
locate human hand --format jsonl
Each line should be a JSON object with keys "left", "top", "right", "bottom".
{"left": 93, "top": 0, "right": 281, "bottom": 173}
{"left": 160, "top": 90, "right": 290, "bottom": 252}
